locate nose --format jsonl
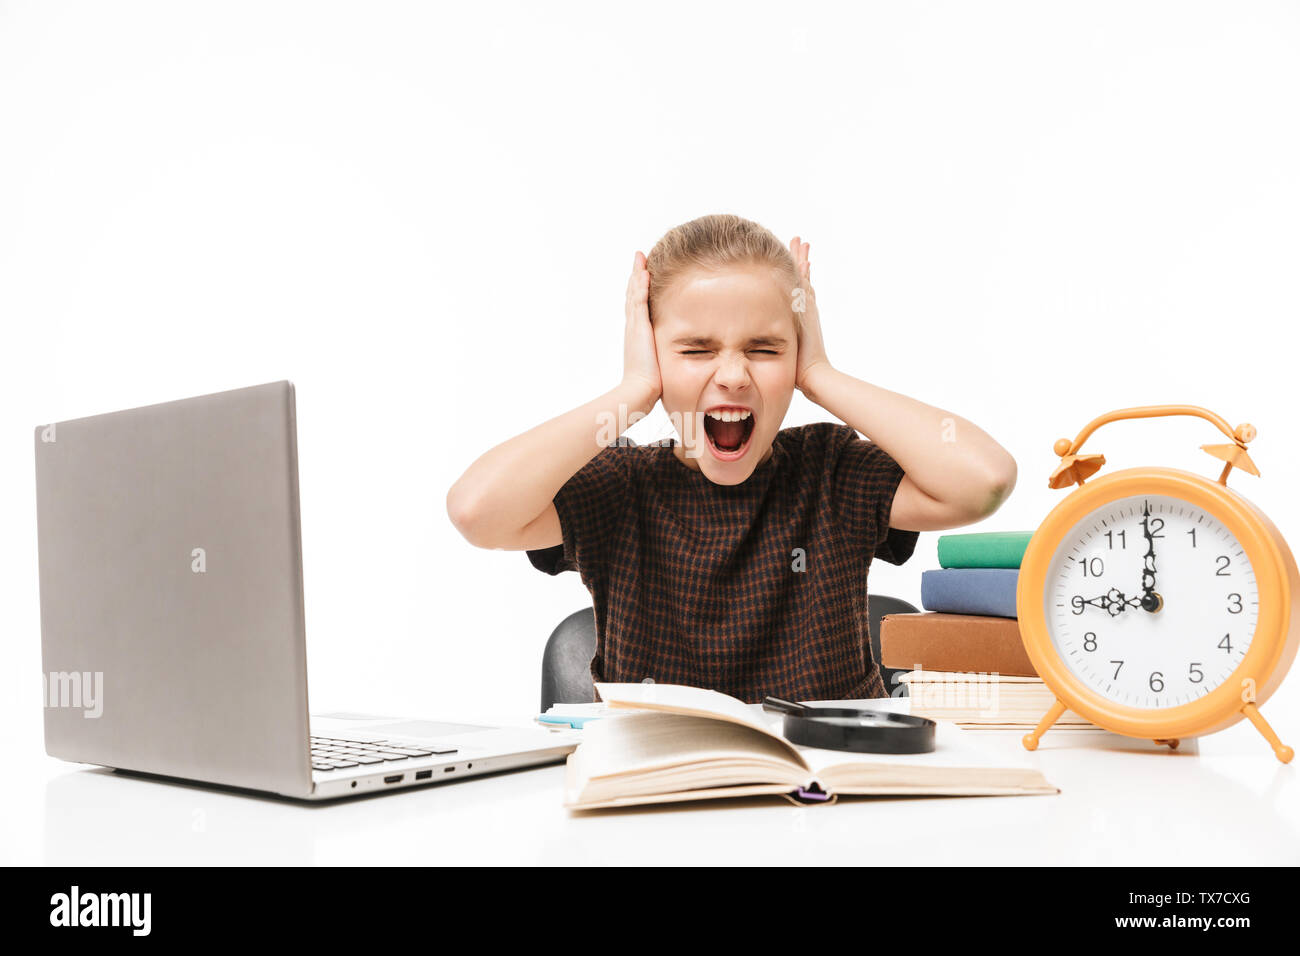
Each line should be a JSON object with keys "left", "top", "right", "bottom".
{"left": 713, "top": 352, "right": 751, "bottom": 391}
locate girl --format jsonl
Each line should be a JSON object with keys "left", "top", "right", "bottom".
{"left": 447, "top": 214, "right": 1017, "bottom": 703}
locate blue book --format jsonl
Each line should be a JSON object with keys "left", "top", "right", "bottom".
{"left": 920, "top": 568, "right": 1019, "bottom": 619}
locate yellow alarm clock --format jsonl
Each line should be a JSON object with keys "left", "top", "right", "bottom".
{"left": 1017, "top": 404, "right": 1298, "bottom": 762}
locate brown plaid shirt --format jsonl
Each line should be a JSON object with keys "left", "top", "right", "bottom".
{"left": 527, "top": 422, "right": 919, "bottom": 703}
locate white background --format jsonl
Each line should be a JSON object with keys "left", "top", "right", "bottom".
{"left": 3, "top": 0, "right": 1298, "bottom": 855}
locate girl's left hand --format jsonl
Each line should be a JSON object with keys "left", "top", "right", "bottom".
{"left": 790, "top": 236, "right": 831, "bottom": 395}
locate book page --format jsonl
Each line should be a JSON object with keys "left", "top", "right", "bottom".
{"left": 900, "top": 671, "right": 1043, "bottom": 683}
{"left": 750, "top": 708, "right": 1057, "bottom": 795}
{"left": 594, "top": 682, "right": 781, "bottom": 736}
{"left": 565, "top": 782, "right": 801, "bottom": 811}
{"left": 573, "top": 711, "right": 808, "bottom": 779}
{"left": 565, "top": 711, "right": 811, "bottom": 804}
{"left": 790, "top": 719, "right": 1030, "bottom": 774}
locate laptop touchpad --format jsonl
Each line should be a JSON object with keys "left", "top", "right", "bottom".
{"left": 362, "top": 720, "right": 494, "bottom": 739}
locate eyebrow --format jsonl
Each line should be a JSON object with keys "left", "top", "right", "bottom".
{"left": 672, "top": 335, "right": 790, "bottom": 348}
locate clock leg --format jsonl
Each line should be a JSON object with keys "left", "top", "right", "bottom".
{"left": 1241, "top": 702, "right": 1295, "bottom": 763}
{"left": 1153, "top": 738, "right": 1180, "bottom": 750}
{"left": 1022, "top": 698, "right": 1068, "bottom": 751}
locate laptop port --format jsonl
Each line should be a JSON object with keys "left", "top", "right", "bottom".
{"left": 384, "top": 774, "right": 404, "bottom": 784}
{"left": 415, "top": 770, "right": 432, "bottom": 780}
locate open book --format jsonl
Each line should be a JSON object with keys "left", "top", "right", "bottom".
{"left": 564, "top": 683, "right": 1059, "bottom": 810}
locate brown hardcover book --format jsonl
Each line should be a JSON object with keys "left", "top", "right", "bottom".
{"left": 880, "top": 612, "right": 1038, "bottom": 678}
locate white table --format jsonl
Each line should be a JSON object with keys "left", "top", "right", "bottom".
{"left": 8, "top": 695, "right": 1299, "bottom": 866}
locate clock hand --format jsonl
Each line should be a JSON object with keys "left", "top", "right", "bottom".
{"left": 1073, "top": 587, "right": 1143, "bottom": 617}
{"left": 1139, "top": 500, "right": 1163, "bottom": 613}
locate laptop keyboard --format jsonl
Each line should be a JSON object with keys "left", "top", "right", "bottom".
{"left": 310, "top": 735, "right": 458, "bottom": 772}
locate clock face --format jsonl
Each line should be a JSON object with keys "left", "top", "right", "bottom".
{"left": 1044, "top": 493, "right": 1257, "bottom": 709}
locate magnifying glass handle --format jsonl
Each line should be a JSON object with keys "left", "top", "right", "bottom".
{"left": 762, "top": 696, "right": 809, "bottom": 717}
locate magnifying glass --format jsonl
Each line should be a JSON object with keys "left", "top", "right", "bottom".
{"left": 762, "top": 697, "right": 936, "bottom": 754}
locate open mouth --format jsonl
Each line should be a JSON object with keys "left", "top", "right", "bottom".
{"left": 702, "top": 408, "right": 756, "bottom": 460}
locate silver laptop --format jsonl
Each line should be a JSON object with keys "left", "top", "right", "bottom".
{"left": 34, "top": 380, "right": 578, "bottom": 801}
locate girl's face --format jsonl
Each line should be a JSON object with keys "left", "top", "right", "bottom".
{"left": 653, "top": 263, "right": 798, "bottom": 485}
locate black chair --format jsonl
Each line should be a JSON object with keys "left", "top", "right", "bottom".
{"left": 539, "top": 607, "right": 600, "bottom": 713}
{"left": 868, "top": 594, "right": 923, "bottom": 696}
{"left": 540, "top": 595, "right": 921, "bottom": 711}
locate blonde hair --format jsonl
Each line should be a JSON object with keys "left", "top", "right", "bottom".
{"left": 645, "top": 213, "right": 800, "bottom": 330}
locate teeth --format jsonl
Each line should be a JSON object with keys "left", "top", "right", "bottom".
{"left": 707, "top": 409, "right": 752, "bottom": 422}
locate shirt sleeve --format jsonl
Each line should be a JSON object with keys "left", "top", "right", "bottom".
{"left": 828, "top": 425, "right": 921, "bottom": 566}
{"left": 525, "top": 437, "right": 634, "bottom": 578}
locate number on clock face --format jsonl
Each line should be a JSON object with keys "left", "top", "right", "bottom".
{"left": 1045, "top": 494, "right": 1257, "bottom": 708}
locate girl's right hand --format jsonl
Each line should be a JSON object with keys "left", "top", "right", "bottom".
{"left": 622, "top": 250, "right": 662, "bottom": 401}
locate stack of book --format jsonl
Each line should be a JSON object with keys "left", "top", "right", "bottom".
{"left": 881, "top": 531, "right": 1097, "bottom": 730}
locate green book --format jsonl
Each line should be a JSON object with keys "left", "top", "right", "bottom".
{"left": 936, "top": 531, "right": 1036, "bottom": 569}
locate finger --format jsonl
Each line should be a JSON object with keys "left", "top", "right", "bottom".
{"left": 627, "top": 252, "right": 648, "bottom": 300}
{"left": 626, "top": 260, "right": 642, "bottom": 322}
{"left": 628, "top": 260, "right": 651, "bottom": 325}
